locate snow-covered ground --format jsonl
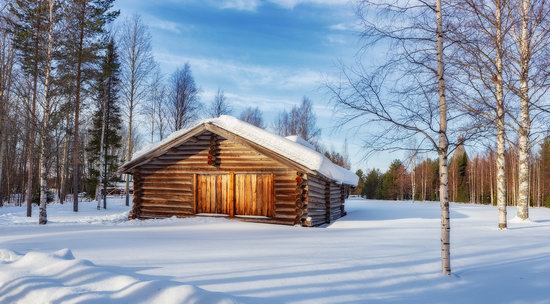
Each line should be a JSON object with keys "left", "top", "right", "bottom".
{"left": 1, "top": 198, "right": 550, "bottom": 303}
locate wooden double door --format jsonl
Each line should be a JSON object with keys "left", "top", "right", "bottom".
{"left": 196, "top": 173, "right": 274, "bottom": 217}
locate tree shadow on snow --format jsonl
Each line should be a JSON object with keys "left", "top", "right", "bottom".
{"left": 180, "top": 250, "right": 550, "bottom": 304}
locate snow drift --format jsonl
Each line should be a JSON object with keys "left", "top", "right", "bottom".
{"left": 0, "top": 248, "right": 242, "bottom": 304}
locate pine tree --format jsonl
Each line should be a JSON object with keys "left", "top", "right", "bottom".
{"left": 364, "top": 169, "right": 380, "bottom": 199}
{"left": 380, "top": 160, "right": 406, "bottom": 200}
{"left": 86, "top": 38, "right": 122, "bottom": 207}
{"left": 353, "top": 169, "right": 365, "bottom": 196}
{"left": 61, "top": 0, "right": 118, "bottom": 212}
{"left": 38, "top": 0, "right": 59, "bottom": 225}
{"left": 450, "top": 144, "right": 469, "bottom": 202}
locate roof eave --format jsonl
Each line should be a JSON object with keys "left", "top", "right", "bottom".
{"left": 118, "top": 123, "right": 208, "bottom": 174}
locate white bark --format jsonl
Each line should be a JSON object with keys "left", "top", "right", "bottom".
{"left": 120, "top": 15, "right": 154, "bottom": 207}
{"left": 125, "top": 115, "right": 132, "bottom": 207}
{"left": 95, "top": 86, "right": 108, "bottom": 208}
{"left": 436, "top": 0, "right": 451, "bottom": 275}
{"left": 59, "top": 112, "right": 70, "bottom": 203}
{"left": 495, "top": 0, "right": 507, "bottom": 229}
{"left": 39, "top": 0, "right": 55, "bottom": 225}
{"left": 516, "top": 0, "right": 530, "bottom": 220}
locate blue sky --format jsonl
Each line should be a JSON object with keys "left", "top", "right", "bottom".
{"left": 115, "top": 0, "right": 401, "bottom": 171}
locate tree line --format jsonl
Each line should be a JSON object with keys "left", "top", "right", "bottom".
{"left": 355, "top": 137, "right": 550, "bottom": 207}
{"left": 0, "top": 0, "right": 348, "bottom": 225}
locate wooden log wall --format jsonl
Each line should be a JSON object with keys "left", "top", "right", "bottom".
{"left": 305, "top": 174, "right": 328, "bottom": 226}
{"left": 131, "top": 131, "right": 298, "bottom": 225}
{"left": 296, "top": 173, "right": 309, "bottom": 226}
{"left": 329, "top": 183, "right": 343, "bottom": 222}
{"left": 129, "top": 172, "right": 142, "bottom": 219}
{"left": 305, "top": 175, "right": 347, "bottom": 226}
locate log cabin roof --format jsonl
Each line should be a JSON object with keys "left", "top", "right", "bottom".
{"left": 119, "top": 115, "right": 358, "bottom": 186}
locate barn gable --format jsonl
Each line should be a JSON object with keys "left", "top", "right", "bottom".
{"left": 130, "top": 129, "right": 300, "bottom": 224}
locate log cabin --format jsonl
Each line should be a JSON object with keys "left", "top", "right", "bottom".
{"left": 119, "top": 115, "right": 358, "bottom": 227}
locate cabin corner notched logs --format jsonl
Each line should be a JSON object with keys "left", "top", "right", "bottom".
{"left": 121, "top": 123, "right": 353, "bottom": 227}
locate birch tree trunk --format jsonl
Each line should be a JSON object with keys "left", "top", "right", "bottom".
{"left": 495, "top": 0, "right": 508, "bottom": 228}
{"left": 59, "top": 114, "right": 70, "bottom": 203}
{"left": 436, "top": 0, "right": 451, "bottom": 275}
{"left": 516, "top": 0, "right": 530, "bottom": 220}
{"left": 120, "top": 15, "right": 155, "bottom": 208}
{"left": 39, "top": 0, "right": 55, "bottom": 225}
{"left": 95, "top": 86, "right": 108, "bottom": 208}
{"left": 125, "top": 113, "right": 132, "bottom": 206}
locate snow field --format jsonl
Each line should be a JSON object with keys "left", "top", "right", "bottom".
{"left": 1, "top": 197, "right": 550, "bottom": 303}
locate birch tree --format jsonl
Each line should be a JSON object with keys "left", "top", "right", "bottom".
{"left": 143, "top": 65, "right": 167, "bottom": 143}
{"left": 273, "top": 97, "right": 321, "bottom": 145}
{"left": 119, "top": 14, "right": 154, "bottom": 206}
{"left": 510, "top": 0, "right": 550, "bottom": 220}
{"left": 240, "top": 106, "right": 265, "bottom": 128}
{"left": 168, "top": 63, "right": 201, "bottom": 131}
{"left": 38, "top": 0, "right": 58, "bottom": 224}
{"left": 208, "top": 88, "right": 232, "bottom": 118}
{"left": 450, "top": 0, "right": 511, "bottom": 228}
{"left": 327, "top": 0, "right": 479, "bottom": 275}
{"left": 435, "top": 0, "right": 451, "bottom": 274}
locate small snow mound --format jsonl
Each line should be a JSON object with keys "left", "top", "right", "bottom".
{"left": 0, "top": 249, "right": 21, "bottom": 263}
{"left": 509, "top": 216, "right": 533, "bottom": 224}
{"left": 73, "top": 211, "right": 130, "bottom": 225}
{"left": 0, "top": 249, "right": 243, "bottom": 304}
{"left": 52, "top": 248, "right": 74, "bottom": 260}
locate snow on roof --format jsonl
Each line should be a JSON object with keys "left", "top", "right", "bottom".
{"left": 285, "top": 135, "right": 316, "bottom": 150}
{"left": 126, "top": 115, "right": 358, "bottom": 186}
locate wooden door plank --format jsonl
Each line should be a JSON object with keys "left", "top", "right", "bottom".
{"left": 193, "top": 173, "right": 197, "bottom": 214}
{"left": 229, "top": 173, "right": 235, "bottom": 217}
{"left": 251, "top": 174, "right": 257, "bottom": 216}
{"left": 268, "top": 174, "right": 274, "bottom": 217}
{"left": 218, "top": 175, "right": 222, "bottom": 214}
{"left": 257, "top": 175, "right": 264, "bottom": 216}
{"left": 208, "top": 175, "right": 213, "bottom": 213}
{"left": 246, "top": 175, "right": 252, "bottom": 215}
{"left": 221, "top": 175, "right": 226, "bottom": 214}
{"left": 239, "top": 175, "right": 245, "bottom": 215}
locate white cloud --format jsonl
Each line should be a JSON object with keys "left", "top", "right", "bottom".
{"left": 218, "top": 0, "right": 261, "bottom": 11}
{"left": 268, "top": 0, "right": 348, "bottom": 9}
{"left": 215, "top": 0, "right": 347, "bottom": 11}
{"left": 329, "top": 21, "right": 362, "bottom": 32}
{"left": 155, "top": 53, "right": 332, "bottom": 91}
{"left": 144, "top": 15, "right": 188, "bottom": 34}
